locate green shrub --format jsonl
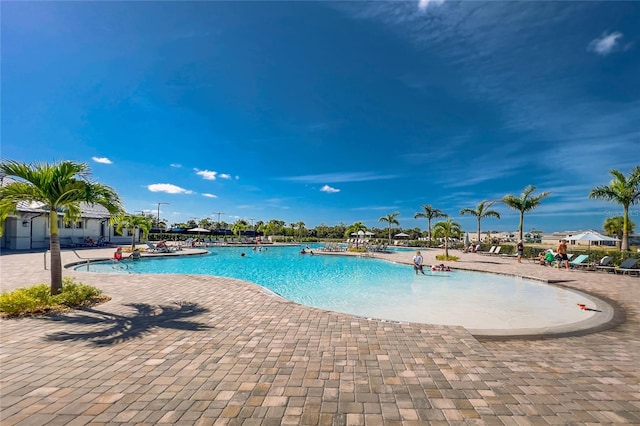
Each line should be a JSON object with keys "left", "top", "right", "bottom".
{"left": 0, "top": 278, "right": 106, "bottom": 317}
{"left": 436, "top": 254, "right": 459, "bottom": 261}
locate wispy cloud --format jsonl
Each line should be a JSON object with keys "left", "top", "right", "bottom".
{"left": 219, "top": 173, "right": 232, "bottom": 179}
{"left": 194, "top": 169, "right": 217, "bottom": 180}
{"left": 320, "top": 185, "right": 340, "bottom": 193}
{"left": 588, "top": 31, "right": 624, "bottom": 56}
{"left": 202, "top": 193, "right": 217, "bottom": 198}
{"left": 147, "top": 183, "right": 193, "bottom": 194}
{"left": 418, "top": 0, "right": 445, "bottom": 12}
{"left": 170, "top": 163, "right": 182, "bottom": 168}
{"left": 282, "top": 172, "right": 398, "bottom": 184}
{"left": 92, "top": 157, "right": 112, "bottom": 164}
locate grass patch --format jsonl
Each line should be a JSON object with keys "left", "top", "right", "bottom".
{"left": 435, "top": 254, "right": 459, "bottom": 261}
{"left": 0, "top": 278, "right": 110, "bottom": 318}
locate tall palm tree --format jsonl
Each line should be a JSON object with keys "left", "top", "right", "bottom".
{"left": 414, "top": 205, "right": 447, "bottom": 246}
{"left": 0, "top": 160, "right": 123, "bottom": 295}
{"left": 345, "top": 221, "right": 367, "bottom": 238}
{"left": 589, "top": 166, "right": 640, "bottom": 251}
{"left": 433, "top": 218, "right": 462, "bottom": 258}
{"left": 379, "top": 212, "right": 400, "bottom": 243}
{"left": 460, "top": 201, "right": 501, "bottom": 243}
{"left": 113, "top": 214, "right": 153, "bottom": 251}
{"left": 296, "top": 221, "right": 306, "bottom": 240}
{"left": 501, "top": 185, "right": 550, "bottom": 242}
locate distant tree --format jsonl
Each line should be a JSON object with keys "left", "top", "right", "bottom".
{"left": 0, "top": 160, "right": 123, "bottom": 295}
{"left": 379, "top": 212, "right": 400, "bottom": 243}
{"left": 459, "top": 201, "right": 501, "bottom": 244}
{"left": 433, "top": 218, "right": 462, "bottom": 258}
{"left": 345, "top": 221, "right": 367, "bottom": 238}
{"left": 604, "top": 216, "right": 635, "bottom": 250}
{"left": 501, "top": 186, "right": 550, "bottom": 242}
{"left": 414, "top": 205, "right": 447, "bottom": 246}
{"left": 113, "top": 214, "right": 153, "bottom": 251}
{"left": 232, "top": 219, "right": 249, "bottom": 237}
{"left": 296, "top": 221, "right": 306, "bottom": 239}
{"left": 589, "top": 166, "right": 640, "bottom": 251}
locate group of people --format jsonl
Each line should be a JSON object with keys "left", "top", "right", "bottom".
{"left": 113, "top": 246, "right": 141, "bottom": 261}
{"left": 536, "top": 239, "right": 570, "bottom": 269}
{"left": 412, "top": 251, "right": 451, "bottom": 275}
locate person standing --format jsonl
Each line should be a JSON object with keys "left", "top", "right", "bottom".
{"left": 413, "top": 251, "right": 425, "bottom": 275}
{"left": 556, "top": 239, "right": 570, "bottom": 270}
{"left": 516, "top": 240, "right": 524, "bottom": 263}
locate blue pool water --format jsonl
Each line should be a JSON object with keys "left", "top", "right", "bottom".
{"left": 75, "top": 245, "right": 597, "bottom": 332}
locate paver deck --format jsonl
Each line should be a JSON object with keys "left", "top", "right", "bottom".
{"left": 1, "top": 247, "right": 639, "bottom": 425}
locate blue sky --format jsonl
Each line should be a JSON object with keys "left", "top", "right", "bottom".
{"left": 2, "top": 1, "right": 639, "bottom": 233}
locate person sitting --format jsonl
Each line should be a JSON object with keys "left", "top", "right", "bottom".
{"left": 300, "top": 249, "right": 307, "bottom": 254}
{"left": 131, "top": 249, "right": 141, "bottom": 260}
{"left": 543, "top": 250, "right": 556, "bottom": 266}
{"left": 84, "top": 236, "right": 95, "bottom": 246}
{"left": 156, "top": 240, "right": 168, "bottom": 248}
{"left": 113, "top": 247, "right": 124, "bottom": 261}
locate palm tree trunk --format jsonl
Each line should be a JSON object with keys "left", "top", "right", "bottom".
{"left": 476, "top": 218, "right": 481, "bottom": 244}
{"left": 49, "top": 211, "right": 63, "bottom": 296}
{"left": 518, "top": 212, "right": 524, "bottom": 242}
{"left": 428, "top": 220, "right": 432, "bottom": 247}
{"left": 444, "top": 240, "right": 449, "bottom": 258}
{"left": 622, "top": 206, "right": 630, "bottom": 251}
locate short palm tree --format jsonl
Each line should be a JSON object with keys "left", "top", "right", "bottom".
{"left": 414, "top": 205, "right": 447, "bottom": 246}
{"left": 0, "top": 160, "right": 123, "bottom": 295}
{"left": 589, "top": 166, "right": 640, "bottom": 251}
{"left": 433, "top": 218, "right": 462, "bottom": 258}
{"left": 113, "top": 214, "right": 153, "bottom": 251}
{"left": 604, "top": 216, "right": 635, "bottom": 251}
{"left": 379, "top": 212, "right": 400, "bottom": 243}
{"left": 460, "top": 201, "right": 501, "bottom": 244}
{"left": 501, "top": 185, "right": 550, "bottom": 242}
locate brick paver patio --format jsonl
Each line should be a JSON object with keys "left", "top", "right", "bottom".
{"left": 1, "top": 247, "right": 639, "bottom": 425}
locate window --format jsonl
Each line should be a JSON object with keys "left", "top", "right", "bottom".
{"left": 74, "top": 221, "right": 83, "bottom": 229}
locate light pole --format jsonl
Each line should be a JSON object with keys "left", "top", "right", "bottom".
{"left": 248, "top": 218, "right": 256, "bottom": 238}
{"left": 157, "top": 202, "right": 169, "bottom": 230}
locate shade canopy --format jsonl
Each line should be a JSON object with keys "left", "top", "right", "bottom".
{"left": 566, "top": 231, "right": 618, "bottom": 242}
{"left": 187, "top": 227, "right": 211, "bottom": 233}
{"left": 395, "top": 232, "right": 409, "bottom": 237}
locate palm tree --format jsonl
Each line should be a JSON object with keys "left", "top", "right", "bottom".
{"left": 501, "top": 185, "right": 550, "bottom": 242}
{"left": 379, "top": 212, "right": 400, "bottom": 243}
{"left": 0, "top": 160, "right": 123, "bottom": 295}
{"left": 345, "top": 221, "right": 367, "bottom": 238}
{"left": 433, "top": 218, "right": 462, "bottom": 258}
{"left": 113, "top": 214, "right": 153, "bottom": 251}
{"left": 460, "top": 201, "right": 501, "bottom": 243}
{"left": 296, "top": 221, "right": 306, "bottom": 240}
{"left": 604, "top": 216, "right": 635, "bottom": 251}
{"left": 414, "top": 205, "right": 447, "bottom": 246}
{"left": 589, "top": 167, "right": 640, "bottom": 251}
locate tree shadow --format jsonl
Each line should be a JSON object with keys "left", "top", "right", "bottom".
{"left": 42, "top": 301, "right": 212, "bottom": 346}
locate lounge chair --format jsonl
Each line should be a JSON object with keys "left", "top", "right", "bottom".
{"left": 491, "top": 246, "right": 502, "bottom": 256}
{"left": 145, "top": 242, "right": 159, "bottom": 252}
{"left": 613, "top": 258, "right": 640, "bottom": 275}
{"left": 479, "top": 246, "right": 496, "bottom": 255}
{"left": 595, "top": 256, "right": 616, "bottom": 273}
{"left": 569, "top": 254, "right": 590, "bottom": 269}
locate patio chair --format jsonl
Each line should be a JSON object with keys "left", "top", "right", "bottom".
{"left": 595, "top": 256, "right": 615, "bottom": 273}
{"left": 569, "top": 254, "right": 590, "bottom": 269}
{"left": 613, "top": 258, "right": 640, "bottom": 275}
{"left": 145, "top": 242, "right": 159, "bottom": 252}
{"left": 490, "top": 246, "right": 502, "bottom": 256}
{"left": 479, "top": 246, "right": 496, "bottom": 255}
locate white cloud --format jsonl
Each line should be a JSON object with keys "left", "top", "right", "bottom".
{"left": 170, "top": 163, "right": 182, "bottom": 168}
{"left": 588, "top": 31, "right": 623, "bottom": 56}
{"left": 92, "top": 157, "right": 112, "bottom": 164}
{"left": 194, "top": 169, "right": 217, "bottom": 180}
{"left": 321, "top": 185, "right": 340, "bottom": 193}
{"left": 202, "top": 193, "right": 218, "bottom": 198}
{"left": 283, "top": 171, "right": 397, "bottom": 184}
{"left": 418, "top": 0, "right": 444, "bottom": 11}
{"left": 219, "top": 173, "right": 232, "bottom": 179}
{"left": 147, "top": 183, "right": 193, "bottom": 194}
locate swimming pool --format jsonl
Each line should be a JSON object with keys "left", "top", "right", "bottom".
{"left": 75, "top": 245, "right": 606, "bottom": 335}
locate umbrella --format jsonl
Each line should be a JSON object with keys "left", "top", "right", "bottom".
{"left": 566, "top": 230, "right": 619, "bottom": 253}
{"left": 365, "top": 231, "right": 375, "bottom": 237}
{"left": 395, "top": 232, "right": 409, "bottom": 238}
{"left": 187, "top": 227, "right": 211, "bottom": 236}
